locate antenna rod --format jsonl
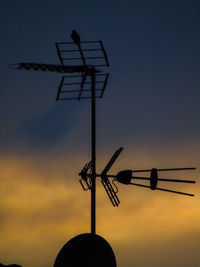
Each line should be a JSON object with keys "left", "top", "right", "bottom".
{"left": 130, "top": 182, "right": 194, "bottom": 196}
{"left": 91, "top": 70, "right": 96, "bottom": 234}
{"left": 132, "top": 167, "right": 196, "bottom": 173}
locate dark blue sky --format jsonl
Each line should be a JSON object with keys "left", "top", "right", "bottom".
{"left": 1, "top": 0, "right": 199, "bottom": 154}
{"left": 0, "top": 1, "right": 200, "bottom": 267}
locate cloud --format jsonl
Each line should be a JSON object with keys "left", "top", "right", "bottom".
{"left": 0, "top": 144, "right": 199, "bottom": 267}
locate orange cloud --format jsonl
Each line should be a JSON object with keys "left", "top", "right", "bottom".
{"left": 0, "top": 143, "right": 199, "bottom": 267}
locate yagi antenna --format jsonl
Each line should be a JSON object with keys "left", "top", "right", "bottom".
{"left": 10, "top": 31, "right": 197, "bottom": 236}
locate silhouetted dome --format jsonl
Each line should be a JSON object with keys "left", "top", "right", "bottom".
{"left": 53, "top": 233, "right": 117, "bottom": 267}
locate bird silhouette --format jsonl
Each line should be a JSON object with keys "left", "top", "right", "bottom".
{"left": 71, "top": 30, "right": 80, "bottom": 45}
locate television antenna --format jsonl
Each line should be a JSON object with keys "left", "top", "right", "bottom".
{"left": 79, "top": 147, "right": 196, "bottom": 207}
{"left": 10, "top": 31, "right": 196, "bottom": 236}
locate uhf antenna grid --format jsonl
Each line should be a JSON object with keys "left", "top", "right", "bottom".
{"left": 55, "top": 40, "right": 109, "bottom": 67}
{"left": 56, "top": 73, "right": 109, "bottom": 101}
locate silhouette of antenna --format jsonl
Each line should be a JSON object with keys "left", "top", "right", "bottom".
{"left": 10, "top": 30, "right": 196, "bottom": 229}
{"left": 10, "top": 30, "right": 197, "bottom": 267}
{"left": 80, "top": 148, "right": 196, "bottom": 206}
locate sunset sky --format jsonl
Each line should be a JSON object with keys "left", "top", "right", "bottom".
{"left": 0, "top": 1, "right": 200, "bottom": 267}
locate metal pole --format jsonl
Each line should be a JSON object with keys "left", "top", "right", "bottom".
{"left": 91, "top": 70, "right": 96, "bottom": 234}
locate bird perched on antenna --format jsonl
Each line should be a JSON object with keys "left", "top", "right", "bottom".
{"left": 71, "top": 30, "right": 80, "bottom": 45}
